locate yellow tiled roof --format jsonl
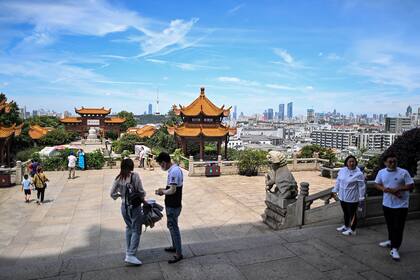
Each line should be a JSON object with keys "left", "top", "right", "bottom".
{"left": 172, "top": 87, "right": 231, "bottom": 117}
{"left": 60, "top": 117, "right": 82, "bottom": 123}
{"left": 0, "top": 123, "right": 23, "bottom": 139}
{"left": 126, "top": 125, "right": 157, "bottom": 138}
{"left": 28, "top": 125, "right": 53, "bottom": 140}
{"left": 105, "top": 117, "right": 126, "bottom": 124}
{"left": 75, "top": 107, "right": 111, "bottom": 115}
{"left": 168, "top": 124, "right": 231, "bottom": 137}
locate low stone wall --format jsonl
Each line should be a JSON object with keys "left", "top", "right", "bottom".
{"left": 262, "top": 162, "right": 420, "bottom": 230}
{"left": 187, "top": 156, "right": 328, "bottom": 177}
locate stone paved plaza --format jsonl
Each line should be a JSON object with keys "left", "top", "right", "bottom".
{"left": 0, "top": 168, "right": 419, "bottom": 279}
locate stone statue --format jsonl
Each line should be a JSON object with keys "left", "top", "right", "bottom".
{"left": 265, "top": 151, "right": 298, "bottom": 200}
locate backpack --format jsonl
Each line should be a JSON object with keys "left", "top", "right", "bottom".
{"left": 124, "top": 173, "right": 144, "bottom": 208}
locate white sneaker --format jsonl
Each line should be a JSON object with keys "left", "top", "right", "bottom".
{"left": 125, "top": 255, "right": 142, "bottom": 265}
{"left": 390, "top": 248, "right": 400, "bottom": 261}
{"left": 336, "top": 225, "right": 347, "bottom": 232}
{"left": 379, "top": 240, "right": 391, "bottom": 248}
{"left": 342, "top": 229, "right": 356, "bottom": 236}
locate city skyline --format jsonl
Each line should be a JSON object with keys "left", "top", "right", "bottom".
{"left": 1, "top": 1, "right": 420, "bottom": 115}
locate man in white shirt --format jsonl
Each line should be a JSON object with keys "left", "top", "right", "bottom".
{"left": 68, "top": 151, "right": 77, "bottom": 179}
{"left": 375, "top": 153, "right": 414, "bottom": 261}
{"left": 155, "top": 152, "right": 184, "bottom": 264}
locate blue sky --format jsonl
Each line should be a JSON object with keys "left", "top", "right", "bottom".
{"left": 0, "top": 0, "right": 419, "bottom": 116}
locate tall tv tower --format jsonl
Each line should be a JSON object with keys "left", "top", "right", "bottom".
{"left": 155, "top": 88, "right": 160, "bottom": 115}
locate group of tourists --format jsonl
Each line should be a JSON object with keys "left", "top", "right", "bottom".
{"left": 68, "top": 149, "right": 85, "bottom": 179}
{"left": 22, "top": 160, "right": 49, "bottom": 205}
{"left": 334, "top": 154, "right": 414, "bottom": 261}
{"left": 110, "top": 152, "right": 184, "bottom": 265}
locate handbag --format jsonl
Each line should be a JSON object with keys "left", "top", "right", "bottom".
{"left": 36, "top": 174, "right": 47, "bottom": 189}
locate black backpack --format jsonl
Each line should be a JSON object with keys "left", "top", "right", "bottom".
{"left": 124, "top": 173, "right": 144, "bottom": 208}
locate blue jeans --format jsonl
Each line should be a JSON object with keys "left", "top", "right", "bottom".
{"left": 121, "top": 204, "right": 143, "bottom": 256}
{"left": 166, "top": 207, "right": 182, "bottom": 255}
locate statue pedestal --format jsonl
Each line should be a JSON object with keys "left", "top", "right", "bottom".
{"left": 266, "top": 192, "right": 296, "bottom": 208}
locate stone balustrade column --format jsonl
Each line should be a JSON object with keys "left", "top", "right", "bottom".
{"left": 15, "top": 161, "right": 22, "bottom": 185}
{"left": 292, "top": 153, "right": 298, "bottom": 171}
{"left": 188, "top": 156, "right": 194, "bottom": 176}
{"left": 296, "top": 182, "right": 309, "bottom": 226}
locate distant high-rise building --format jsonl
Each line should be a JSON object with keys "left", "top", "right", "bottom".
{"left": 385, "top": 117, "right": 412, "bottom": 133}
{"left": 32, "top": 110, "right": 38, "bottom": 117}
{"left": 278, "top": 104, "right": 285, "bottom": 120}
{"left": 307, "top": 109, "right": 315, "bottom": 123}
{"left": 267, "top": 108, "right": 274, "bottom": 120}
{"left": 263, "top": 110, "right": 268, "bottom": 120}
{"left": 406, "top": 105, "right": 413, "bottom": 117}
{"left": 287, "top": 102, "right": 293, "bottom": 119}
{"left": 148, "top": 104, "right": 152, "bottom": 115}
{"left": 379, "top": 114, "right": 384, "bottom": 123}
{"left": 233, "top": 105, "right": 237, "bottom": 120}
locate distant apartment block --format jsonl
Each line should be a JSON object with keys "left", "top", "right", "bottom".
{"left": 310, "top": 130, "right": 357, "bottom": 149}
{"left": 385, "top": 117, "right": 412, "bottom": 133}
{"left": 356, "top": 133, "right": 397, "bottom": 150}
{"left": 307, "top": 109, "right": 315, "bottom": 123}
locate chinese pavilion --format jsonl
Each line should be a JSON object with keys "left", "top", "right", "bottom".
{"left": 168, "top": 87, "right": 236, "bottom": 160}
{"left": 0, "top": 97, "right": 23, "bottom": 167}
{"left": 60, "top": 107, "right": 125, "bottom": 137}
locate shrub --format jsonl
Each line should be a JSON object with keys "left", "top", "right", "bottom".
{"left": 121, "top": 150, "right": 131, "bottom": 159}
{"left": 16, "top": 147, "right": 41, "bottom": 162}
{"left": 39, "top": 128, "right": 78, "bottom": 146}
{"left": 105, "top": 130, "right": 119, "bottom": 140}
{"left": 85, "top": 149, "right": 105, "bottom": 169}
{"left": 112, "top": 134, "right": 143, "bottom": 154}
{"left": 237, "top": 149, "right": 268, "bottom": 176}
{"left": 42, "top": 156, "right": 66, "bottom": 171}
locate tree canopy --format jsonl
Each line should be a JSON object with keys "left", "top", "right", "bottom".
{"left": 117, "top": 111, "right": 137, "bottom": 131}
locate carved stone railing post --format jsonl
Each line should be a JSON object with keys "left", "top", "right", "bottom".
{"left": 188, "top": 156, "right": 194, "bottom": 176}
{"left": 296, "top": 182, "right": 309, "bottom": 226}
{"left": 292, "top": 153, "right": 298, "bottom": 170}
{"left": 15, "top": 161, "right": 22, "bottom": 185}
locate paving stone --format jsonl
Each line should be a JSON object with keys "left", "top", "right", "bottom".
{"left": 239, "top": 256, "right": 325, "bottom": 280}
{"left": 226, "top": 243, "right": 295, "bottom": 266}
{"left": 80, "top": 263, "right": 163, "bottom": 280}
{"left": 359, "top": 270, "right": 391, "bottom": 280}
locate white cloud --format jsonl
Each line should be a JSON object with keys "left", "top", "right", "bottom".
{"left": 228, "top": 4, "right": 245, "bottom": 15}
{"left": 0, "top": 0, "right": 148, "bottom": 37}
{"left": 138, "top": 18, "right": 199, "bottom": 57}
{"left": 326, "top": 53, "right": 341, "bottom": 60}
{"left": 274, "top": 48, "right": 294, "bottom": 65}
{"left": 265, "top": 84, "right": 297, "bottom": 91}
{"left": 217, "top": 76, "right": 260, "bottom": 86}
{"left": 0, "top": 1, "right": 199, "bottom": 57}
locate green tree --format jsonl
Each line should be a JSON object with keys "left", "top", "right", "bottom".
{"left": 164, "top": 110, "right": 182, "bottom": 126}
{"left": 28, "top": 115, "right": 61, "bottom": 128}
{"left": 145, "top": 127, "right": 176, "bottom": 153}
{"left": 237, "top": 149, "right": 268, "bottom": 176}
{"left": 38, "top": 128, "right": 78, "bottom": 146}
{"left": 112, "top": 134, "right": 143, "bottom": 154}
{"left": 117, "top": 111, "right": 137, "bottom": 131}
{"left": 0, "top": 93, "right": 22, "bottom": 127}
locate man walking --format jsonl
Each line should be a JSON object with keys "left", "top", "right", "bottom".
{"left": 68, "top": 151, "right": 77, "bottom": 179}
{"left": 375, "top": 153, "right": 414, "bottom": 261}
{"left": 155, "top": 152, "right": 184, "bottom": 264}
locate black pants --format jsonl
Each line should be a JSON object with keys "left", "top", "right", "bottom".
{"left": 383, "top": 206, "right": 408, "bottom": 249}
{"left": 37, "top": 188, "right": 45, "bottom": 202}
{"left": 340, "top": 201, "right": 359, "bottom": 231}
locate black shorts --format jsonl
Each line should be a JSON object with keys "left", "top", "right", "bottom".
{"left": 24, "top": 189, "right": 31, "bottom": 195}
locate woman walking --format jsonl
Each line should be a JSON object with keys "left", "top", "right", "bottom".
{"left": 77, "top": 149, "right": 86, "bottom": 170}
{"left": 33, "top": 166, "right": 49, "bottom": 205}
{"left": 110, "top": 158, "right": 147, "bottom": 265}
{"left": 333, "top": 155, "right": 366, "bottom": 236}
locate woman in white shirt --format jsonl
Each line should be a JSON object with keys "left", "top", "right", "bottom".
{"left": 333, "top": 155, "right": 366, "bottom": 236}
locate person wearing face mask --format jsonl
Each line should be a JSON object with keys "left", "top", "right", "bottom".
{"left": 333, "top": 155, "right": 366, "bottom": 236}
{"left": 375, "top": 153, "right": 414, "bottom": 261}
{"left": 155, "top": 152, "right": 184, "bottom": 264}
